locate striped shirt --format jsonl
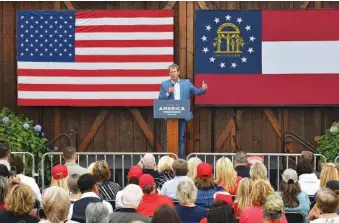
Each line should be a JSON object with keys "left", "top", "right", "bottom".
{"left": 97, "top": 180, "right": 121, "bottom": 201}
{"left": 158, "top": 171, "right": 175, "bottom": 190}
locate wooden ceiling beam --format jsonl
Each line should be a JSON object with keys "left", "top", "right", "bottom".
{"left": 79, "top": 110, "right": 109, "bottom": 152}
{"left": 197, "top": 1, "right": 208, "bottom": 9}
{"left": 163, "top": 1, "right": 177, "bottom": 9}
{"left": 130, "top": 108, "right": 162, "bottom": 152}
{"left": 216, "top": 110, "right": 244, "bottom": 150}
{"left": 299, "top": 1, "right": 310, "bottom": 9}
{"left": 64, "top": 1, "right": 75, "bottom": 10}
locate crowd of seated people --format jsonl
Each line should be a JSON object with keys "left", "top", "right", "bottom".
{"left": 0, "top": 142, "right": 338, "bottom": 223}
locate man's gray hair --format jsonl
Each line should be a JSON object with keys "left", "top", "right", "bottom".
{"left": 85, "top": 202, "right": 109, "bottom": 223}
{"left": 235, "top": 151, "right": 248, "bottom": 164}
{"left": 68, "top": 174, "right": 80, "bottom": 194}
{"left": 168, "top": 63, "right": 180, "bottom": 72}
{"left": 122, "top": 184, "right": 143, "bottom": 208}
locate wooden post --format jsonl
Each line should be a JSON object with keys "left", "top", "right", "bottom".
{"left": 167, "top": 120, "right": 179, "bottom": 154}
{"left": 178, "top": 1, "right": 186, "bottom": 156}
{"left": 54, "top": 108, "right": 61, "bottom": 148}
{"left": 54, "top": 1, "right": 60, "bottom": 10}
{"left": 186, "top": 1, "right": 194, "bottom": 154}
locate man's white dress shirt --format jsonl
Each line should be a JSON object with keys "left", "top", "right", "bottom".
{"left": 68, "top": 192, "right": 113, "bottom": 220}
{"left": 160, "top": 176, "right": 190, "bottom": 199}
{"left": 173, "top": 79, "right": 181, "bottom": 100}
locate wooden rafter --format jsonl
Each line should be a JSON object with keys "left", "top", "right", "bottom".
{"left": 197, "top": 1, "right": 208, "bottom": 9}
{"left": 129, "top": 109, "right": 162, "bottom": 151}
{"left": 231, "top": 110, "right": 244, "bottom": 152}
{"left": 264, "top": 109, "right": 283, "bottom": 152}
{"left": 163, "top": 1, "right": 177, "bottom": 9}
{"left": 64, "top": 1, "right": 75, "bottom": 10}
{"left": 299, "top": 1, "right": 310, "bottom": 9}
{"left": 263, "top": 109, "right": 281, "bottom": 139}
{"left": 216, "top": 110, "right": 245, "bottom": 150}
{"left": 79, "top": 110, "right": 109, "bottom": 152}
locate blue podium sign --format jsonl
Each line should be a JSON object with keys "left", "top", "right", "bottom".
{"left": 153, "top": 99, "right": 190, "bottom": 119}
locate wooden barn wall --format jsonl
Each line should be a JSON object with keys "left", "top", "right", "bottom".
{"left": 1, "top": 1, "right": 339, "bottom": 154}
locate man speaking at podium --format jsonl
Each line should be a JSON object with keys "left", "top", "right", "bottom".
{"left": 159, "top": 64, "right": 208, "bottom": 158}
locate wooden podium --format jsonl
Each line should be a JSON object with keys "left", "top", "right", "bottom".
{"left": 166, "top": 119, "right": 179, "bottom": 154}
{"left": 153, "top": 99, "right": 190, "bottom": 156}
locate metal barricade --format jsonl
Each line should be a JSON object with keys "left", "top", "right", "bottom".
{"left": 11, "top": 152, "right": 36, "bottom": 177}
{"left": 41, "top": 152, "right": 178, "bottom": 189}
{"left": 186, "top": 153, "right": 326, "bottom": 189}
{"left": 335, "top": 156, "right": 339, "bottom": 163}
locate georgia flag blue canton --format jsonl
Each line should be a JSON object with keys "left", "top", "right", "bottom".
{"left": 195, "top": 10, "right": 262, "bottom": 74}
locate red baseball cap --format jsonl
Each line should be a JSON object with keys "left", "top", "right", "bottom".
{"left": 139, "top": 174, "right": 155, "bottom": 189}
{"left": 197, "top": 162, "right": 213, "bottom": 179}
{"left": 51, "top": 164, "right": 68, "bottom": 180}
{"left": 128, "top": 166, "right": 143, "bottom": 181}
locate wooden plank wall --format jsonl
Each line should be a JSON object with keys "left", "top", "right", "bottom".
{"left": 1, "top": 1, "right": 339, "bottom": 154}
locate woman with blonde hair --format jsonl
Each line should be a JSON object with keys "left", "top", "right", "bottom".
{"left": 187, "top": 157, "right": 202, "bottom": 181}
{"left": 239, "top": 180, "right": 288, "bottom": 223}
{"left": 157, "top": 155, "right": 175, "bottom": 189}
{"left": 175, "top": 180, "right": 207, "bottom": 223}
{"left": 0, "top": 183, "right": 39, "bottom": 222}
{"left": 249, "top": 162, "right": 269, "bottom": 182}
{"left": 40, "top": 186, "right": 76, "bottom": 223}
{"left": 216, "top": 157, "right": 242, "bottom": 194}
{"left": 320, "top": 163, "right": 339, "bottom": 189}
{"left": 87, "top": 162, "right": 96, "bottom": 174}
{"left": 50, "top": 164, "right": 69, "bottom": 193}
{"left": 93, "top": 160, "right": 121, "bottom": 200}
{"left": 233, "top": 177, "right": 252, "bottom": 217}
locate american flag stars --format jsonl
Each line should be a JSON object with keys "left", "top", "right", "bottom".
{"left": 18, "top": 12, "right": 75, "bottom": 61}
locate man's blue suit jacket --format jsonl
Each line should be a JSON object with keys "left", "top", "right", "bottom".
{"left": 158, "top": 79, "right": 206, "bottom": 121}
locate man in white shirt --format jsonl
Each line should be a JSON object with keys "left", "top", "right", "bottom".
{"left": 0, "top": 143, "right": 11, "bottom": 170}
{"left": 63, "top": 146, "right": 87, "bottom": 176}
{"left": 161, "top": 159, "right": 191, "bottom": 200}
{"left": 69, "top": 173, "right": 113, "bottom": 222}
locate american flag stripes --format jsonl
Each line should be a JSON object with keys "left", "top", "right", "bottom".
{"left": 17, "top": 10, "right": 174, "bottom": 106}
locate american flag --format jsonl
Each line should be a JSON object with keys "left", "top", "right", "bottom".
{"left": 195, "top": 10, "right": 339, "bottom": 106}
{"left": 17, "top": 10, "right": 174, "bottom": 106}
